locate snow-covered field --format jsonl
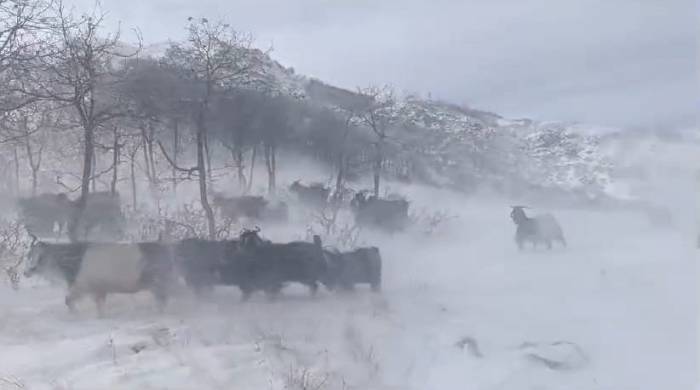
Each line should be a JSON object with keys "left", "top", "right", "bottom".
{"left": 0, "top": 186, "right": 695, "bottom": 389}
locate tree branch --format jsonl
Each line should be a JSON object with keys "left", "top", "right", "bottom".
{"left": 156, "top": 140, "right": 198, "bottom": 175}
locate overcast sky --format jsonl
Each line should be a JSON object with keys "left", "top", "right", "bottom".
{"left": 75, "top": 0, "right": 697, "bottom": 130}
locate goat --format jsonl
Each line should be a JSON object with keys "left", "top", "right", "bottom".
{"left": 510, "top": 206, "right": 566, "bottom": 250}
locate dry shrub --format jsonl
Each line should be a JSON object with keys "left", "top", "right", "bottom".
{"left": 409, "top": 208, "right": 458, "bottom": 236}
{"left": 285, "top": 366, "right": 328, "bottom": 390}
{"left": 305, "top": 205, "right": 361, "bottom": 250}
{"left": 124, "top": 202, "right": 239, "bottom": 241}
{"left": 0, "top": 218, "right": 32, "bottom": 289}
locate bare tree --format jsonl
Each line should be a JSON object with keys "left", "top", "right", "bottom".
{"left": 162, "top": 17, "right": 257, "bottom": 239}
{"left": 0, "top": 0, "right": 54, "bottom": 113}
{"left": 258, "top": 94, "right": 297, "bottom": 195}
{"left": 22, "top": 1, "right": 140, "bottom": 240}
{"left": 0, "top": 99, "right": 69, "bottom": 196}
{"left": 125, "top": 134, "right": 140, "bottom": 208}
{"left": 357, "top": 85, "right": 398, "bottom": 197}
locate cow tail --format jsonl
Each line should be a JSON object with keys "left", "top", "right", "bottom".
{"left": 370, "top": 252, "right": 382, "bottom": 292}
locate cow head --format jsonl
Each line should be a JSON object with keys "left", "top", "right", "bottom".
{"left": 239, "top": 226, "right": 265, "bottom": 248}
{"left": 510, "top": 206, "right": 529, "bottom": 225}
{"left": 350, "top": 191, "right": 369, "bottom": 210}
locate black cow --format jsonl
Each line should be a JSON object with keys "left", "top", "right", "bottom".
{"left": 225, "top": 229, "right": 328, "bottom": 300}
{"left": 324, "top": 246, "right": 382, "bottom": 292}
{"left": 17, "top": 193, "right": 72, "bottom": 237}
{"left": 642, "top": 204, "right": 673, "bottom": 228}
{"left": 289, "top": 180, "right": 330, "bottom": 208}
{"left": 23, "top": 237, "right": 175, "bottom": 317}
{"left": 212, "top": 194, "right": 270, "bottom": 221}
{"left": 510, "top": 206, "right": 567, "bottom": 250}
{"left": 70, "top": 192, "right": 125, "bottom": 240}
{"left": 174, "top": 238, "right": 234, "bottom": 294}
{"left": 260, "top": 200, "right": 290, "bottom": 222}
{"left": 351, "top": 191, "right": 409, "bottom": 232}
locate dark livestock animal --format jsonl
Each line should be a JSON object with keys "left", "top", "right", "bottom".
{"left": 212, "top": 194, "right": 269, "bottom": 221}
{"left": 23, "top": 238, "right": 175, "bottom": 317}
{"left": 224, "top": 229, "right": 328, "bottom": 300}
{"left": 17, "top": 193, "right": 72, "bottom": 238}
{"left": 324, "top": 247, "right": 382, "bottom": 292}
{"left": 70, "top": 191, "right": 126, "bottom": 240}
{"left": 260, "top": 200, "right": 290, "bottom": 222}
{"left": 289, "top": 180, "right": 330, "bottom": 208}
{"left": 642, "top": 204, "right": 673, "bottom": 228}
{"left": 174, "top": 238, "right": 236, "bottom": 294}
{"left": 351, "top": 191, "right": 409, "bottom": 232}
{"left": 510, "top": 206, "right": 566, "bottom": 250}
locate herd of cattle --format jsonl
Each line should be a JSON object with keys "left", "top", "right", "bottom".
{"left": 15, "top": 181, "right": 411, "bottom": 242}
{"left": 17, "top": 191, "right": 125, "bottom": 239}
{"left": 23, "top": 227, "right": 382, "bottom": 316}
{"left": 12, "top": 179, "right": 687, "bottom": 316}
{"left": 14, "top": 181, "right": 396, "bottom": 317}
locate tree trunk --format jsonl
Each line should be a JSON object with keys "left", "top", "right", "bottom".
{"left": 204, "top": 130, "right": 212, "bottom": 182}
{"left": 373, "top": 141, "right": 383, "bottom": 198}
{"left": 69, "top": 125, "right": 95, "bottom": 242}
{"left": 334, "top": 154, "right": 345, "bottom": 202}
{"left": 264, "top": 143, "right": 276, "bottom": 195}
{"left": 147, "top": 123, "right": 157, "bottom": 185}
{"left": 130, "top": 149, "right": 137, "bottom": 210}
{"left": 247, "top": 145, "right": 257, "bottom": 194}
{"left": 91, "top": 151, "right": 97, "bottom": 192}
{"left": 141, "top": 132, "right": 151, "bottom": 183}
{"left": 197, "top": 113, "right": 216, "bottom": 239}
{"left": 172, "top": 120, "right": 180, "bottom": 194}
{"left": 31, "top": 169, "right": 37, "bottom": 196}
{"left": 271, "top": 145, "right": 276, "bottom": 192}
{"left": 233, "top": 147, "right": 246, "bottom": 191}
{"left": 334, "top": 121, "right": 352, "bottom": 202}
{"left": 110, "top": 126, "right": 119, "bottom": 195}
{"left": 25, "top": 144, "right": 39, "bottom": 197}
{"left": 12, "top": 146, "right": 19, "bottom": 195}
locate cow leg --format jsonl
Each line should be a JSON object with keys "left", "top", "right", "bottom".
{"left": 307, "top": 280, "right": 319, "bottom": 296}
{"left": 150, "top": 286, "right": 169, "bottom": 313}
{"left": 342, "top": 281, "right": 355, "bottom": 292}
{"left": 239, "top": 286, "right": 253, "bottom": 302}
{"left": 370, "top": 278, "right": 381, "bottom": 293}
{"left": 264, "top": 286, "right": 281, "bottom": 301}
{"left": 65, "top": 287, "right": 83, "bottom": 313}
{"left": 93, "top": 292, "right": 107, "bottom": 318}
{"left": 516, "top": 238, "right": 524, "bottom": 251}
{"left": 545, "top": 239, "right": 552, "bottom": 250}
{"left": 558, "top": 235, "right": 567, "bottom": 248}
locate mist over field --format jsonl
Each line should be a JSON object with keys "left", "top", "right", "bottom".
{"left": 0, "top": 1, "right": 696, "bottom": 389}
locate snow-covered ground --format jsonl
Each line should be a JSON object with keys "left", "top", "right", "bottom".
{"left": 0, "top": 187, "right": 695, "bottom": 389}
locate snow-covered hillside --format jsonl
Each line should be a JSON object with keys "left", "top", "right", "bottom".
{"left": 140, "top": 42, "right": 637, "bottom": 202}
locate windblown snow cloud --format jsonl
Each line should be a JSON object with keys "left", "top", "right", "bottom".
{"left": 81, "top": 0, "right": 697, "bottom": 129}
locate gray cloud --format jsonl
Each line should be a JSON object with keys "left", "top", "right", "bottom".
{"left": 76, "top": 0, "right": 697, "bottom": 129}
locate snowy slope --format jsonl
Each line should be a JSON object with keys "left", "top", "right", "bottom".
{"left": 0, "top": 187, "right": 695, "bottom": 390}
{"left": 142, "top": 39, "right": 692, "bottom": 206}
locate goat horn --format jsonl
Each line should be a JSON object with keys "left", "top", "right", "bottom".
{"left": 27, "top": 230, "right": 38, "bottom": 246}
